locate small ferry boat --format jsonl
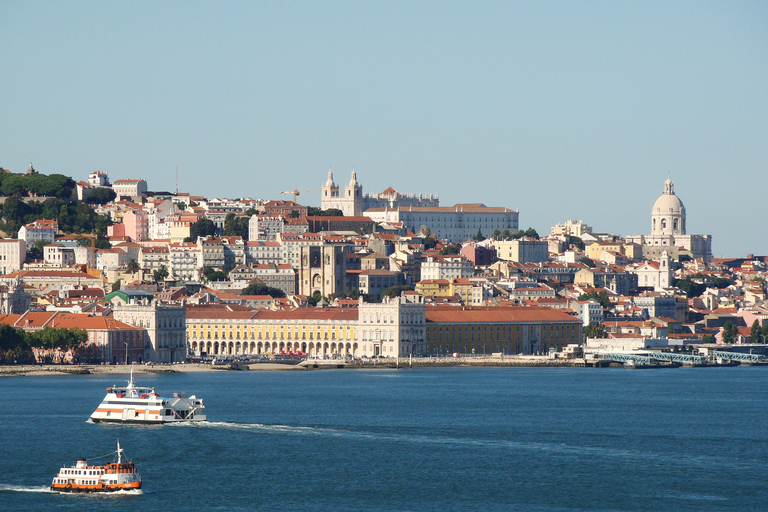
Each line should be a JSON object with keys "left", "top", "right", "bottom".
{"left": 51, "top": 440, "right": 141, "bottom": 493}
{"left": 89, "top": 365, "right": 206, "bottom": 424}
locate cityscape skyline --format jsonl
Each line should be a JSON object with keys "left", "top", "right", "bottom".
{"left": 2, "top": 1, "right": 766, "bottom": 257}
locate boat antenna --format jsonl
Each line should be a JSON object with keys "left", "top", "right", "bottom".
{"left": 117, "top": 439, "right": 123, "bottom": 464}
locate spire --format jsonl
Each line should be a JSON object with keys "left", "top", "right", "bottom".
{"left": 664, "top": 176, "right": 674, "bottom": 195}
{"left": 349, "top": 168, "right": 358, "bottom": 187}
{"left": 325, "top": 168, "right": 335, "bottom": 188}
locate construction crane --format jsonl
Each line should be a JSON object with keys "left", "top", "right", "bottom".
{"left": 280, "top": 188, "right": 320, "bottom": 203}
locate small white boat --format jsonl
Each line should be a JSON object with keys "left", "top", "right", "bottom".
{"left": 89, "top": 365, "right": 206, "bottom": 424}
{"left": 51, "top": 440, "right": 141, "bottom": 493}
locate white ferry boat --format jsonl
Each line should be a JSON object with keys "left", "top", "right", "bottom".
{"left": 51, "top": 440, "right": 141, "bottom": 493}
{"left": 90, "top": 366, "right": 206, "bottom": 424}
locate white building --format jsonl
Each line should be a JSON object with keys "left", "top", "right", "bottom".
{"left": 365, "top": 204, "right": 518, "bottom": 243}
{"left": 95, "top": 248, "right": 130, "bottom": 271}
{"left": 112, "top": 178, "right": 148, "bottom": 199}
{"left": 44, "top": 243, "right": 76, "bottom": 267}
{"left": 252, "top": 263, "right": 296, "bottom": 294}
{"left": 88, "top": 171, "right": 110, "bottom": 187}
{"left": 0, "top": 239, "right": 26, "bottom": 275}
{"left": 245, "top": 240, "right": 283, "bottom": 265}
{"left": 18, "top": 220, "right": 58, "bottom": 250}
{"left": 577, "top": 300, "right": 604, "bottom": 326}
{"left": 320, "top": 169, "right": 438, "bottom": 218}
{"left": 358, "top": 295, "right": 426, "bottom": 357}
{"left": 551, "top": 219, "right": 593, "bottom": 238}
{"left": 493, "top": 239, "right": 549, "bottom": 263}
{"left": 420, "top": 255, "right": 474, "bottom": 281}
{"left": 625, "top": 178, "right": 712, "bottom": 262}
{"left": 109, "top": 290, "right": 187, "bottom": 363}
{"left": 628, "top": 252, "right": 673, "bottom": 291}
{"left": 168, "top": 242, "right": 200, "bottom": 281}
{"left": 249, "top": 215, "right": 286, "bottom": 241}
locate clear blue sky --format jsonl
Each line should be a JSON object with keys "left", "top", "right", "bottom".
{"left": 2, "top": 1, "right": 766, "bottom": 257}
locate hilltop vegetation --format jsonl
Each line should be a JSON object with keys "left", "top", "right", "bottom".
{"left": 0, "top": 171, "right": 75, "bottom": 199}
{"left": 0, "top": 170, "right": 111, "bottom": 239}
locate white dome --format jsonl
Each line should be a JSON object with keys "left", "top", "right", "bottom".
{"left": 651, "top": 178, "right": 686, "bottom": 235}
{"left": 652, "top": 191, "right": 685, "bottom": 215}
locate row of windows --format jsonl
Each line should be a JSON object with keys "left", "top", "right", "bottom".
{"left": 60, "top": 468, "right": 103, "bottom": 476}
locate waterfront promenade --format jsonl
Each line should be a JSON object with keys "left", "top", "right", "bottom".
{"left": 0, "top": 355, "right": 588, "bottom": 376}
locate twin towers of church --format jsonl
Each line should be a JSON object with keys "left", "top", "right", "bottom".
{"left": 321, "top": 169, "right": 363, "bottom": 216}
{"left": 320, "top": 169, "right": 439, "bottom": 217}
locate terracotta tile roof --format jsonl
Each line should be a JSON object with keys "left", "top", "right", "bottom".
{"left": 425, "top": 306, "right": 581, "bottom": 323}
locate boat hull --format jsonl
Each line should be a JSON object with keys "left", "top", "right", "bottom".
{"left": 51, "top": 482, "right": 141, "bottom": 493}
{"left": 90, "top": 415, "right": 206, "bottom": 424}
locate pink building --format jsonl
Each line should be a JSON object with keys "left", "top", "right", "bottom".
{"left": 123, "top": 210, "right": 149, "bottom": 242}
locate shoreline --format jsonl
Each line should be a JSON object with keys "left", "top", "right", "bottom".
{"left": 0, "top": 356, "right": 585, "bottom": 377}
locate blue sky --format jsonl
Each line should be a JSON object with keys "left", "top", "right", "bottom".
{"left": 2, "top": 1, "right": 766, "bottom": 257}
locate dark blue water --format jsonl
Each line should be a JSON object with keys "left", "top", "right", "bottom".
{"left": 1, "top": 366, "right": 767, "bottom": 511}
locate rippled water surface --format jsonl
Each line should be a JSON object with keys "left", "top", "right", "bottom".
{"left": 1, "top": 366, "right": 767, "bottom": 511}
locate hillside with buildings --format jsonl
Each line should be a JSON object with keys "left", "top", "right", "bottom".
{"left": 1, "top": 165, "right": 767, "bottom": 366}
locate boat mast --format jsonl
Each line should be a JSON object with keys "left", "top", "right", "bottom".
{"left": 116, "top": 440, "right": 123, "bottom": 464}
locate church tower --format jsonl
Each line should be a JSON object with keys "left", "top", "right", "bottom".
{"left": 343, "top": 169, "right": 363, "bottom": 216}
{"left": 651, "top": 177, "right": 686, "bottom": 236}
{"left": 320, "top": 168, "right": 340, "bottom": 212}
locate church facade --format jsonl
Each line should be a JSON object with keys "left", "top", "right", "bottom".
{"left": 320, "top": 169, "right": 439, "bottom": 217}
{"left": 626, "top": 178, "right": 712, "bottom": 263}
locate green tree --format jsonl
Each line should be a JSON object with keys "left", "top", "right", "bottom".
{"left": 241, "top": 283, "right": 286, "bottom": 298}
{"left": 750, "top": 320, "right": 762, "bottom": 343}
{"left": 492, "top": 228, "right": 501, "bottom": 241}
{"left": 287, "top": 210, "right": 300, "bottom": 218}
{"left": 26, "top": 239, "right": 50, "bottom": 261}
{"left": 1, "top": 174, "right": 26, "bottom": 196}
{"left": 153, "top": 265, "right": 169, "bottom": 282}
{"left": 578, "top": 257, "right": 596, "bottom": 268}
{"left": 440, "top": 245, "right": 460, "bottom": 255}
{"left": 307, "top": 291, "right": 324, "bottom": 307}
{"left": 722, "top": 321, "right": 738, "bottom": 344}
{"left": 380, "top": 285, "right": 415, "bottom": 300}
{"left": 673, "top": 278, "right": 706, "bottom": 298}
{"left": 224, "top": 213, "right": 250, "bottom": 239}
{"left": 475, "top": 228, "right": 484, "bottom": 241}
{"left": 578, "top": 291, "right": 610, "bottom": 310}
{"left": 188, "top": 218, "right": 217, "bottom": 241}
{"left": 127, "top": 259, "right": 140, "bottom": 271}
{"left": 94, "top": 236, "right": 111, "bottom": 249}
{"left": 203, "top": 267, "right": 228, "bottom": 282}
{"left": 85, "top": 187, "right": 117, "bottom": 205}
{"left": 0, "top": 323, "right": 29, "bottom": 363}
{"left": 501, "top": 229, "right": 511, "bottom": 240}
{"left": 583, "top": 322, "right": 607, "bottom": 340}
{"left": 568, "top": 236, "right": 585, "bottom": 250}
{"left": 523, "top": 227, "right": 539, "bottom": 239}
{"left": 112, "top": 280, "right": 122, "bottom": 292}
{"left": 423, "top": 236, "right": 437, "bottom": 250}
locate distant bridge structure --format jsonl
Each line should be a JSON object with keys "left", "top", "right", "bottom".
{"left": 598, "top": 350, "right": 766, "bottom": 365}
{"left": 711, "top": 350, "right": 765, "bottom": 363}
{"left": 599, "top": 352, "right": 703, "bottom": 365}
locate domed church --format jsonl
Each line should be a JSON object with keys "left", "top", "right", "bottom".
{"left": 626, "top": 178, "right": 712, "bottom": 262}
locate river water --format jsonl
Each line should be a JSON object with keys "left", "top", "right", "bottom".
{"left": 1, "top": 366, "right": 767, "bottom": 511}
